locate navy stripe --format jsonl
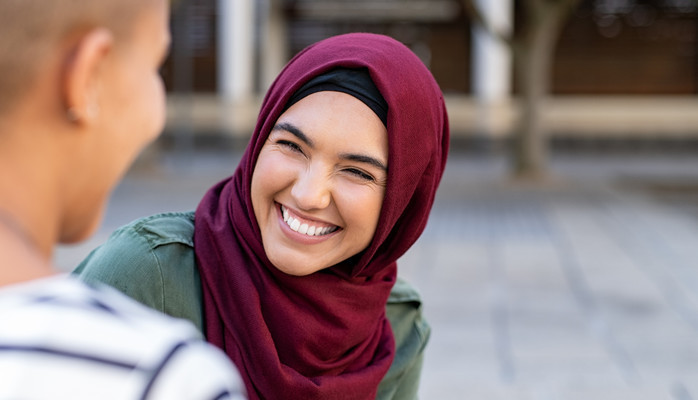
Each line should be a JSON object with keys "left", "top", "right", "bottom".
{"left": 29, "top": 294, "right": 123, "bottom": 317}
{"left": 87, "top": 297, "right": 122, "bottom": 316}
{"left": 0, "top": 345, "right": 140, "bottom": 370}
{"left": 139, "top": 340, "right": 191, "bottom": 400}
{"left": 211, "top": 389, "right": 232, "bottom": 400}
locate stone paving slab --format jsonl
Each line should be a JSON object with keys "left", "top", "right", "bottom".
{"left": 398, "top": 154, "right": 698, "bottom": 399}
{"left": 55, "top": 150, "right": 698, "bottom": 399}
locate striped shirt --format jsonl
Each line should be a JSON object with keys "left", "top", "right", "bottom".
{"left": 0, "top": 276, "right": 246, "bottom": 399}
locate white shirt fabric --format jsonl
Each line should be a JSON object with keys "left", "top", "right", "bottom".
{"left": 0, "top": 276, "right": 246, "bottom": 400}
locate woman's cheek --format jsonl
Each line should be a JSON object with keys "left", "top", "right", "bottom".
{"left": 253, "top": 150, "right": 294, "bottom": 200}
{"left": 336, "top": 182, "right": 385, "bottom": 229}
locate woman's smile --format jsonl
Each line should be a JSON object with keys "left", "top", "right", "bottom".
{"left": 276, "top": 203, "right": 342, "bottom": 246}
{"left": 279, "top": 204, "right": 340, "bottom": 237}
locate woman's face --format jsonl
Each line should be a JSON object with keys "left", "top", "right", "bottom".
{"left": 251, "top": 91, "right": 389, "bottom": 276}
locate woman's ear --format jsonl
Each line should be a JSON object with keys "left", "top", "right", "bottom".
{"left": 62, "top": 28, "right": 114, "bottom": 124}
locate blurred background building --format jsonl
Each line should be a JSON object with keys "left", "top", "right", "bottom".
{"left": 56, "top": 3, "right": 698, "bottom": 398}
{"left": 162, "top": 0, "right": 698, "bottom": 143}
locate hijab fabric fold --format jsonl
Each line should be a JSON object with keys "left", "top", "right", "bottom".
{"left": 194, "top": 33, "right": 449, "bottom": 400}
{"left": 285, "top": 68, "right": 389, "bottom": 126}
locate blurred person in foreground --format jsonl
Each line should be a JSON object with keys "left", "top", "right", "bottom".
{"left": 75, "top": 32, "right": 449, "bottom": 400}
{"left": 0, "top": 1, "right": 245, "bottom": 398}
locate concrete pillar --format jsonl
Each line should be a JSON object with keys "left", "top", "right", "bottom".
{"left": 218, "top": 0, "right": 255, "bottom": 102}
{"left": 472, "top": 0, "right": 513, "bottom": 102}
{"left": 471, "top": 0, "right": 514, "bottom": 136}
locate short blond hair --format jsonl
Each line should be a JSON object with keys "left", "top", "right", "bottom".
{"left": 0, "top": 0, "right": 160, "bottom": 114}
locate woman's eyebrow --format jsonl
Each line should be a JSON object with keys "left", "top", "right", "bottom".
{"left": 273, "top": 122, "right": 314, "bottom": 147}
{"left": 274, "top": 122, "right": 387, "bottom": 171}
{"left": 340, "top": 153, "right": 388, "bottom": 172}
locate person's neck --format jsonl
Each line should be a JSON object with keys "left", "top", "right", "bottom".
{"left": 0, "top": 115, "right": 70, "bottom": 286}
{"left": 0, "top": 135, "right": 59, "bottom": 286}
{"left": 0, "top": 129, "right": 61, "bottom": 260}
{"left": 0, "top": 209, "right": 54, "bottom": 287}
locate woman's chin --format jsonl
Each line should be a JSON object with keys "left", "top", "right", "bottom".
{"left": 268, "top": 257, "right": 321, "bottom": 277}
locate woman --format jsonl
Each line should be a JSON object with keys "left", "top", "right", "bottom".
{"left": 75, "top": 32, "right": 449, "bottom": 399}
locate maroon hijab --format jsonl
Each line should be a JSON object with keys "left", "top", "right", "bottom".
{"left": 194, "top": 33, "right": 449, "bottom": 399}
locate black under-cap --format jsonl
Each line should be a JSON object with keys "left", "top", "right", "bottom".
{"left": 284, "top": 68, "right": 388, "bottom": 126}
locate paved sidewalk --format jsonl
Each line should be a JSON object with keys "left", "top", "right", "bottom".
{"left": 55, "top": 149, "right": 698, "bottom": 399}
{"left": 404, "top": 153, "right": 698, "bottom": 399}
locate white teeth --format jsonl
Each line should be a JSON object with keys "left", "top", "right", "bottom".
{"left": 280, "top": 205, "right": 336, "bottom": 237}
{"left": 298, "top": 223, "right": 309, "bottom": 235}
{"left": 290, "top": 219, "right": 301, "bottom": 232}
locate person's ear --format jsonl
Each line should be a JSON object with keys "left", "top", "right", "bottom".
{"left": 62, "top": 28, "right": 114, "bottom": 125}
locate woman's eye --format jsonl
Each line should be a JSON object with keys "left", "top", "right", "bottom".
{"left": 345, "top": 168, "right": 375, "bottom": 182}
{"left": 278, "top": 140, "right": 303, "bottom": 154}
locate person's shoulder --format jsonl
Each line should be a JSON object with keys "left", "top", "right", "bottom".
{"left": 117, "top": 211, "right": 196, "bottom": 250}
{"left": 0, "top": 276, "right": 246, "bottom": 399}
{"left": 0, "top": 276, "right": 198, "bottom": 366}
{"left": 379, "top": 277, "right": 430, "bottom": 399}
{"left": 73, "top": 211, "right": 202, "bottom": 323}
{"left": 2, "top": 275, "right": 200, "bottom": 341}
{"left": 77, "top": 278, "right": 248, "bottom": 399}
{"left": 387, "top": 276, "right": 422, "bottom": 305}
{"left": 386, "top": 277, "right": 426, "bottom": 341}
{"left": 74, "top": 210, "right": 195, "bottom": 275}
{"left": 385, "top": 276, "right": 429, "bottom": 342}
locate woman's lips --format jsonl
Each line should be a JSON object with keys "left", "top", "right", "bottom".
{"left": 280, "top": 204, "right": 340, "bottom": 237}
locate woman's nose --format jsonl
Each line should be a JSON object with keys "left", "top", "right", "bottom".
{"left": 291, "top": 166, "right": 331, "bottom": 211}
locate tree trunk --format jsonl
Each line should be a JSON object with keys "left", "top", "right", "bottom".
{"left": 510, "top": 0, "right": 582, "bottom": 180}
{"left": 461, "top": 0, "right": 583, "bottom": 180}
{"left": 512, "top": 19, "right": 555, "bottom": 178}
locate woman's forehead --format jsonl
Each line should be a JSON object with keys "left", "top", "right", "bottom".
{"left": 273, "top": 91, "right": 389, "bottom": 162}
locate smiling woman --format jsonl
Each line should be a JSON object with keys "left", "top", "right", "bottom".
{"left": 253, "top": 89, "right": 388, "bottom": 277}
{"left": 75, "top": 33, "right": 449, "bottom": 400}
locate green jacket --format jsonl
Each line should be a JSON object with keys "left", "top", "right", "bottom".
{"left": 74, "top": 211, "right": 430, "bottom": 400}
